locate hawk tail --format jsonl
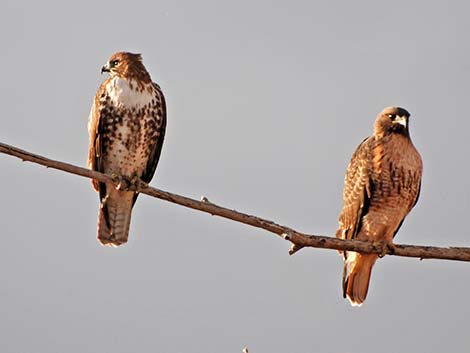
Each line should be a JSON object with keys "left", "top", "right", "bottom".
{"left": 97, "top": 189, "right": 134, "bottom": 247}
{"left": 343, "top": 252, "right": 378, "bottom": 306}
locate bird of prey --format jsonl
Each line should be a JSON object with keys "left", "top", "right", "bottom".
{"left": 336, "top": 107, "right": 422, "bottom": 306}
{"left": 87, "top": 52, "right": 166, "bottom": 246}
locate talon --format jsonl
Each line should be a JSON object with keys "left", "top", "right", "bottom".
{"left": 127, "top": 176, "right": 147, "bottom": 192}
{"left": 117, "top": 179, "right": 129, "bottom": 191}
{"left": 372, "top": 240, "right": 388, "bottom": 258}
{"left": 111, "top": 173, "right": 130, "bottom": 191}
{"left": 111, "top": 173, "right": 120, "bottom": 184}
{"left": 374, "top": 240, "right": 396, "bottom": 258}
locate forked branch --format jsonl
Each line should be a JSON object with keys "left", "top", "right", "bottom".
{"left": 1, "top": 141, "right": 469, "bottom": 262}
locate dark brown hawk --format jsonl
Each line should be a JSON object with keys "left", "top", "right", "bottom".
{"left": 336, "top": 107, "right": 422, "bottom": 306}
{"left": 87, "top": 52, "right": 166, "bottom": 246}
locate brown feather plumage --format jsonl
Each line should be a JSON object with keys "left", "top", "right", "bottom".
{"left": 87, "top": 52, "right": 166, "bottom": 247}
{"left": 336, "top": 107, "right": 423, "bottom": 306}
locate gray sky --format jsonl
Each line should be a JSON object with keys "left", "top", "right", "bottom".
{"left": 1, "top": 0, "right": 469, "bottom": 352}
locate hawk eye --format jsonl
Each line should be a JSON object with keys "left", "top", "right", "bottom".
{"left": 110, "top": 60, "right": 119, "bottom": 67}
{"left": 388, "top": 114, "right": 395, "bottom": 119}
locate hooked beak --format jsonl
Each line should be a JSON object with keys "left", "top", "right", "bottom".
{"left": 101, "top": 64, "right": 110, "bottom": 74}
{"left": 393, "top": 115, "right": 407, "bottom": 127}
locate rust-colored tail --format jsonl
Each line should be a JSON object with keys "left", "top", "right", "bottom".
{"left": 343, "top": 252, "right": 378, "bottom": 306}
{"left": 97, "top": 189, "right": 135, "bottom": 247}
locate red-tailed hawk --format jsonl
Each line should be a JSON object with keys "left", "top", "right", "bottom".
{"left": 336, "top": 107, "right": 422, "bottom": 306}
{"left": 87, "top": 52, "right": 166, "bottom": 246}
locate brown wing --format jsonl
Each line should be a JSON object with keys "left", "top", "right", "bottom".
{"left": 131, "top": 82, "right": 167, "bottom": 206}
{"left": 87, "top": 82, "right": 108, "bottom": 192}
{"left": 336, "top": 137, "right": 373, "bottom": 241}
{"left": 407, "top": 145, "right": 423, "bottom": 213}
{"left": 141, "top": 82, "right": 167, "bottom": 183}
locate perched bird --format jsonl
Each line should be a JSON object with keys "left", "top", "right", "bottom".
{"left": 87, "top": 52, "right": 166, "bottom": 246}
{"left": 336, "top": 107, "right": 422, "bottom": 306}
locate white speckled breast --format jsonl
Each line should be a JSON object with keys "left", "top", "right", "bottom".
{"left": 99, "top": 78, "right": 162, "bottom": 179}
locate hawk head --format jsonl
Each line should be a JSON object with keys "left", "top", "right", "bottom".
{"left": 101, "top": 52, "right": 151, "bottom": 83}
{"left": 374, "top": 106, "right": 411, "bottom": 137}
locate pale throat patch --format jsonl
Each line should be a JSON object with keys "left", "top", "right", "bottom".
{"left": 106, "top": 77, "right": 153, "bottom": 108}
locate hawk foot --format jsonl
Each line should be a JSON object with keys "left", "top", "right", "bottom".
{"left": 126, "top": 175, "right": 148, "bottom": 192}
{"left": 111, "top": 173, "right": 130, "bottom": 191}
{"left": 111, "top": 174, "right": 147, "bottom": 192}
{"left": 374, "top": 240, "right": 396, "bottom": 258}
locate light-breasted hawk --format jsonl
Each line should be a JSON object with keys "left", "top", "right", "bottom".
{"left": 87, "top": 52, "right": 166, "bottom": 246}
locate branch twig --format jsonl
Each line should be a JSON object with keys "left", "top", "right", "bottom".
{"left": 1, "top": 141, "right": 469, "bottom": 262}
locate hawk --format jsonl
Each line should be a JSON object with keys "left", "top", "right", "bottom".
{"left": 336, "top": 107, "right": 422, "bottom": 306}
{"left": 87, "top": 52, "right": 166, "bottom": 246}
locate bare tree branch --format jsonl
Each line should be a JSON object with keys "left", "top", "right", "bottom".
{"left": 1, "top": 141, "right": 470, "bottom": 262}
